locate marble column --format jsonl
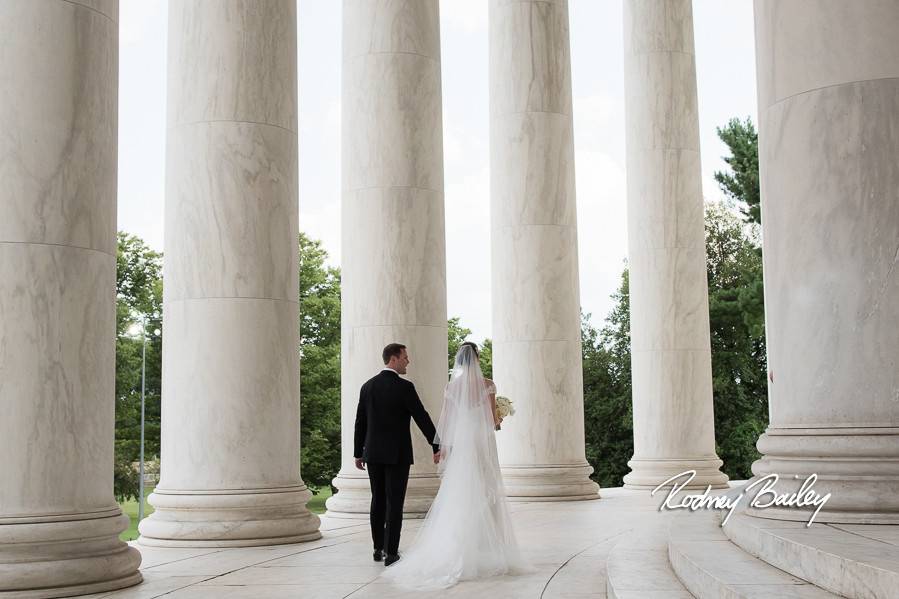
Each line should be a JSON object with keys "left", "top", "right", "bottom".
{"left": 621, "top": 0, "right": 728, "bottom": 489}
{"left": 489, "top": 0, "right": 599, "bottom": 500}
{"left": 139, "top": 0, "right": 321, "bottom": 545}
{"left": 0, "top": 1, "right": 143, "bottom": 596}
{"left": 749, "top": 0, "right": 899, "bottom": 523}
{"left": 326, "top": 0, "right": 448, "bottom": 518}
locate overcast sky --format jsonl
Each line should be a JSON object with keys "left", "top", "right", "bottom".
{"left": 118, "top": 0, "right": 758, "bottom": 343}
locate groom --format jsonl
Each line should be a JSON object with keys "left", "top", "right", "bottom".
{"left": 354, "top": 343, "right": 441, "bottom": 566}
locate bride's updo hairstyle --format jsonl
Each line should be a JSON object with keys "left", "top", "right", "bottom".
{"left": 459, "top": 341, "right": 479, "bottom": 358}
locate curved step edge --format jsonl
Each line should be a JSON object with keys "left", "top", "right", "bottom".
{"left": 606, "top": 529, "right": 694, "bottom": 599}
{"left": 724, "top": 509, "right": 899, "bottom": 599}
{"left": 668, "top": 512, "right": 840, "bottom": 599}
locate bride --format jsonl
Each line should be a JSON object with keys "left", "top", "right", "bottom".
{"left": 381, "top": 342, "right": 532, "bottom": 589}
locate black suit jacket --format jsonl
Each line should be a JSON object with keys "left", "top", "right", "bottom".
{"left": 353, "top": 370, "right": 440, "bottom": 465}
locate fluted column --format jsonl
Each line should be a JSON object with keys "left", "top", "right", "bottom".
{"left": 140, "top": 0, "right": 321, "bottom": 545}
{"left": 326, "top": 0, "right": 448, "bottom": 518}
{"left": 750, "top": 0, "right": 899, "bottom": 523}
{"left": 489, "top": 0, "right": 599, "bottom": 501}
{"left": 0, "top": 1, "right": 143, "bottom": 595}
{"left": 621, "top": 0, "right": 728, "bottom": 489}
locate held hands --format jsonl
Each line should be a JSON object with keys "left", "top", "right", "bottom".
{"left": 354, "top": 458, "right": 366, "bottom": 470}
{"left": 433, "top": 450, "right": 441, "bottom": 464}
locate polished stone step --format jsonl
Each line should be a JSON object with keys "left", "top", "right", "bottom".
{"left": 668, "top": 512, "right": 840, "bottom": 598}
{"left": 606, "top": 528, "right": 693, "bottom": 599}
{"left": 724, "top": 509, "right": 899, "bottom": 599}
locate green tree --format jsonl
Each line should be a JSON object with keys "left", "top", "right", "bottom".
{"left": 583, "top": 116, "right": 766, "bottom": 485}
{"left": 298, "top": 234, "right": 342, "bottom": 491}
{"left": 478, "top": 338, "right": 493, "bottom": 380}
{"left": 447, "top": 317, "right": 492, "bottom": 379}
{"left": 583, "top": 271, "right": 634, "bottom": 488}
{"left": 114, "top": 233, "right": 163, "bottom": 501}
{"left": 714, "top": 117, "right": 760, "bottom": 225}
{"left": 447, "top": 317, "right": 472, "bottom": 370}
{"left": 583, "top": 205, "right": 768, "bottom": 484}
{"left": 711, "top": 115, "right": 768, "bottom": 477}
{"left": 112, "top": 231, "right": 347, "bottom": 496}
{"left": 705, "top": 205, "right": 767, "bottom": 478}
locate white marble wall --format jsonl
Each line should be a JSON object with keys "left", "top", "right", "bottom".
{"left": 0, "top": 1, "right": 143, "bottom": 595}
{"left": 621, "top": 0, "right": 727, "bottom": 489}
{"left": 751, "top": 0, "right": 899, "bottom": 522}
{"left": 326, "top": 0, "right": 448, "bottom": 518}
{"left": 139, "top": 0, "right": 321, "bottom": 545}
{"left": 489, "top": 0, "right": 599, "bottom": 500}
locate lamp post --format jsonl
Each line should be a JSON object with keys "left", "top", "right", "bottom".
{"left": 130, "top": 317, "right": 160, "bottom": 524}
{"left": 138, "top": 319, "right": 147, "bottom": 523}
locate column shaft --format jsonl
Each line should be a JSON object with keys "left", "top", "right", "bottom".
{"left": 751, "top": 0, "right": 899, "bottom": 523}
{"left": 0, "top": 0, "right": 142, "bottom": 595}
{"left": 140, "top": 0, "right": 321, "bottom": 545}
{"left": 326, "top": 0, "right": 448, "bottom": 518}
{"left": 489, "top": 0, "right": 599, "bottom": 500}
{"left": 622, "top": 0, "right": 727, "bottom": 489}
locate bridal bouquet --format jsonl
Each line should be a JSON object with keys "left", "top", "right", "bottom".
{"left": 494, "top": 396, "right": 515, "bottom": 431}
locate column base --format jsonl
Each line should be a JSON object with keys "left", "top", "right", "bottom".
{"left": 748, "top": 427, "right": 899, "bottom": 524}
{"left": 326, "top": 470, "right": 440, "bottom": 519}
{"left": 139, "top": 485, "right": 321, "bottom": 547}
{"left": 623, "top": 457, "right": 729, "bottom": 490}
{"left": 0, "top": 507, "right": 142, "bottom": 598}
{"left": 500, "top": 463, "right": 600, "bottom": 501}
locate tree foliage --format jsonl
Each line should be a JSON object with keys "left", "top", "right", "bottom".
{"left": 299, "top": 234, "right": 342, "bottom": 491}
{"left": 112, "top": 232, "right": 347, "bottom": 496}
{"left": 447, "top": 317, "right": 472, "bottom": 371}
{"left": 584, "top": 116, "right": 767, "bottom": 485}
{"left": 714, "top": 117, "right": 760, "bottom": 225}
{"left": 114, "top": 233, "right": 163, "bottom": 501}
{"left": 582, "top": 271, "right": 634, "bottom": 488}
{"left": 112, "top": 231, "right": 502, "bottom": 496}
{"left": 115, "top": 158, "right": 766, "bottom": 495}
{"left": 583, "top": 206, "right": 767, "bottom": 485}
{"left": 710, "top": 117, "right": 768, "bottom": 478}
{"left": 705, "top": 206, "right": 767, "bottom": 478}
{"left": 478, "top": 339, "right": 493, "bottom": 380}
{"left": 447, "top": 316, "right": 492, "bottom": 379}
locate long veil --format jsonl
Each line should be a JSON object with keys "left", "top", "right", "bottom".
{"left": 381, "top": 345, "right": 531, "bottom": 589}
{"left": 434, "top": 345, "right": 496, "bottom": 465}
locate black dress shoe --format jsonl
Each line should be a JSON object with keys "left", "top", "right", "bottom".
{"left": 373, "top": 549, "right": 384, "bottom": 562}
{"left": 384, "top": 553, "right": 401, "bottom": 566}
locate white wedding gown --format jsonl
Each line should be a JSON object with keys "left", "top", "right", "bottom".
{"left": 381, "top": 347, "right": 532, "bottom": 590}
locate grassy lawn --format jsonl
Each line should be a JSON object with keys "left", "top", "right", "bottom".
{"left": 118, "top": 485, "right": 331, "bottom": 541}
{"left": 119, "top": 486, "right": 155, "bottom": 542}
{"left": 307, "top": 485, "right": 332, "bottom": 514}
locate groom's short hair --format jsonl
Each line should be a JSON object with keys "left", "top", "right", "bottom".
{"left": 382, "top": 343, "right": 406, "bottom": 365}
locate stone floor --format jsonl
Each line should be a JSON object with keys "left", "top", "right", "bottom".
{"left": 76, "top": 482, "right": 899, "bottom": 598}
{"left": 81, "top": 488, "right": 667, "bottom": 599}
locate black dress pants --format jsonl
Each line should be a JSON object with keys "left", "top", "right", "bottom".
{"left": 367, "top": 462, "right": 410, "bottom": 555}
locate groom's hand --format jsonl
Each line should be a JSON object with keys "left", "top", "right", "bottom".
{"left": 354, "top": 458, "right": 366, "bottom": 470}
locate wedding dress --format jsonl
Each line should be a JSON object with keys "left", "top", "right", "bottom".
{"left": 381, "top": 345, "right": 532, "bottom": 590}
